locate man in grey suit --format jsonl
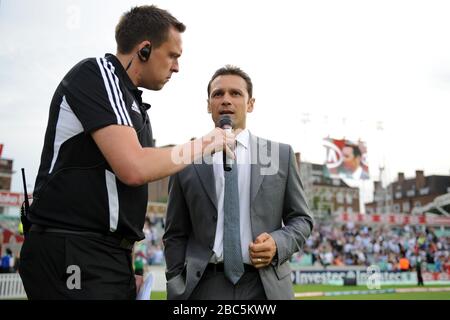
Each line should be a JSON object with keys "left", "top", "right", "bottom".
{"left": 163, "top": 65, "right": 313, "bottom": 300}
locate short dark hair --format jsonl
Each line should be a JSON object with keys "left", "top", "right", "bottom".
{"left": 115, "top": 5, "right": 186, "bottom": 54}
{"left": 207, "top": 65, "right": 253, "bottom": 98}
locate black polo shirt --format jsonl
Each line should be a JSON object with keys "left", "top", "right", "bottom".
{"left": 29, "top": 54, "right": 153, "bottom": 241}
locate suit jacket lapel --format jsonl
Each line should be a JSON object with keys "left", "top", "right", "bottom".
{"left": 194, "top": 162, "right": 217, "bottom": 210}
{"left": 250, "top": 134, "right": 267, "bottom": 205}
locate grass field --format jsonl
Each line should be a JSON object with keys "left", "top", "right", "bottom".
{"left": 300, "top": 292, "right": 450, "bottom": 300}
{"left": 150, "top": 284, "right": 450, "bottom": 300}
{"left": 293, "top": 284, "right": 450, "bottom": 300}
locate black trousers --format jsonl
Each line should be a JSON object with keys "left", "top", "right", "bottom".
{"left": 19, "top": 231, "right": 136, "bottom": 300}
{"left": 189, "top": 264, "right": 267, "bottom": 300}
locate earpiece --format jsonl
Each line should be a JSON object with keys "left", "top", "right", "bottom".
{"left": 138, "top": 45, "right": 152, "bottom": 62}
{"left": 125, "top": 44, "right": 152, "bottom": 71}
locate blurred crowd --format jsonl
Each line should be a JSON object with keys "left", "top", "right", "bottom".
{"left": 4, "top": 217, "right": 449, "bottom": 276}
{"left": 133, "top": 216, "right": 166, "bottom": 274}
{"left": 129, "top": 217, "right": 450, "bottom": 274}
{"left": 291, "top": 222, "right": 450, "bottom": 273}
{"left": 0, "top": 248, "right": 18, "bottom": 273}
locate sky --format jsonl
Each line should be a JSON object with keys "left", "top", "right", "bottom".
{"left": 1, "top": 0, "right": 450, "bottom": 204}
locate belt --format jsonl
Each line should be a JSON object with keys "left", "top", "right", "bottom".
{"left": 206, "top": 263, "right": 258, "bottom": 273}
{"left": 29, "top": 224, "right": 134, "bottom": 250}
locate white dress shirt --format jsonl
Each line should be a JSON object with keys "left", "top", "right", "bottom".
{"left": 210, "top": 129, "right": 252, "bottom": 264}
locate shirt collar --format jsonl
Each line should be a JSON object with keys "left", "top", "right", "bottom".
{"left": 104, "top": 53, "right": 144, "bottom": 103}
{"left": 236, "top": 128, "right": 250, "bottom": 150}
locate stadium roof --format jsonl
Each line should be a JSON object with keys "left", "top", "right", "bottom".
{"left": 412, "top": 192, "right": 450, "bottom": 216}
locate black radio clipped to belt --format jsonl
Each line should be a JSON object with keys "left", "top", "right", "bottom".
{"left": 20, "top": 168, "right": 32, "bottom": 235}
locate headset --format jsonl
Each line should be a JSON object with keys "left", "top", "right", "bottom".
{"left": 126, "top": 44, "right": 152, "bottom": 71}
{"left": 138, "top": 44, "right": 152, "bottom": 62}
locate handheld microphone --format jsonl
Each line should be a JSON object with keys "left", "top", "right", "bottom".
{"left": 218, "top": 115, "right": 233, "bottom": 171}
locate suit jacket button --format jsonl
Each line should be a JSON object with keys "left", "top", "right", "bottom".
{"left": 196, "top": 271, "right": 202, "bottom": 278}
{"left": 213, "top": 215, "right": 217, "bottom": 221}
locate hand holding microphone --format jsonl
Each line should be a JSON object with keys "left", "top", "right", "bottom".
{"left": 199, "top": 117, "right": 236, "bottom": 161}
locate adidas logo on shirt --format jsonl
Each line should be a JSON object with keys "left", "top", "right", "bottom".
{"left": 131, "top": 101, "right": 141, "bottom": 115}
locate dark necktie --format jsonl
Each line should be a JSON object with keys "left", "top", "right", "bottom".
{"left": 223, "top": 164, "right": 244, "bottom": 284}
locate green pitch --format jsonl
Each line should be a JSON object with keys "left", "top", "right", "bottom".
{"left": 293, "top": 283, "right": 448, "bottom": 292}
{"left": 299, "top": 291, "right": 449, "bottom": 300}
{"left": 151, "top": 291, "right": 167, "bottom": 300}
{"left": 293, "top": 284, "right": 450, "bottom": 300}
{"left": 150, "top": 284, "right": 450, "bottom": 300}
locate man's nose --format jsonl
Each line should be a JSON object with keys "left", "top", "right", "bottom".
{"left": 171, "top": 60, "right": 179, "bottom": 73}
{"left": 222, "top": 92, "right": 232, "bottom": 105}
{"left": 221, "top": 97, "right": 231, "bottom": 105}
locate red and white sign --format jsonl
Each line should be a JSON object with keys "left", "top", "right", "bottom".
{"left": 337, "top": 212, "right": 450, "bottom": 226}
{"left": 423, "top": 272, "right": 450, "bottom": 282}
{"left": 0, "top": 192, "right": 30, "bottom": 207}
{"left": 323, "top": 138, "right": 369, "bottom": 180}
{"left": 1, "top": 227, "right": 24, "bottom": 244}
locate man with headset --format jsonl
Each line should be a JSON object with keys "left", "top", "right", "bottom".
{"left": 19, "top": 5, "right": 235, "bottom": 299}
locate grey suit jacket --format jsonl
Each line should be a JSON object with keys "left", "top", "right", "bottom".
{"left": 163, "top": 133, "right": 313, "bottom": 300}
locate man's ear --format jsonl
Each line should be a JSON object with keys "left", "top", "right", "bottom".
{"left": 136, "top": 40, "right": 152, "bottom": 62}
{"left": 138, "top": 40, "right": 152, "bottom": 51}
{"left": 247, "top": 97, "right": 255, "bottom": 113}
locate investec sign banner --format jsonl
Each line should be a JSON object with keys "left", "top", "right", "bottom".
{"left": 292, "top": 269, "right": 450, "bottom": 285}
{"left": 0, "top": 191, "right": 25, "bottom": 207}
